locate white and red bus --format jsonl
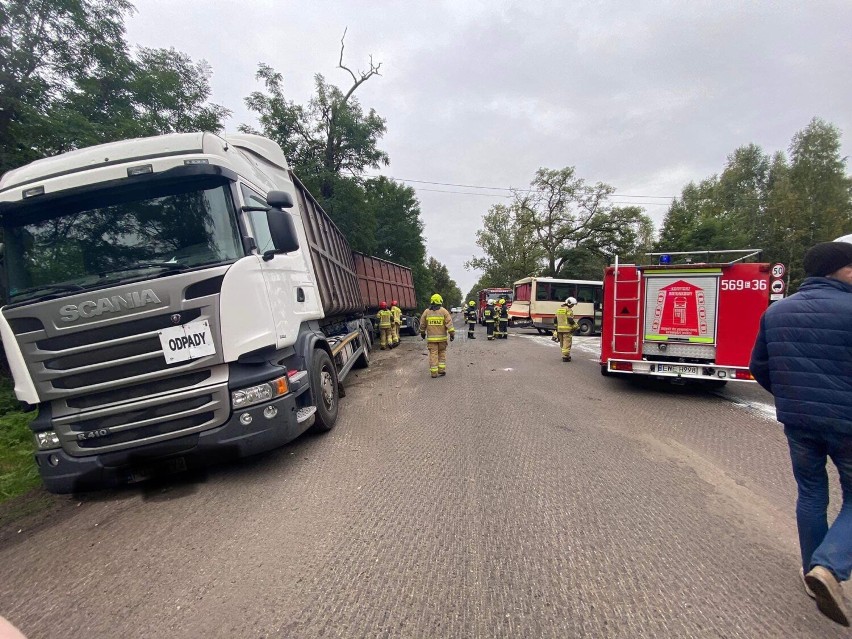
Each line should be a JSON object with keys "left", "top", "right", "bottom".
{"left": 600, "top": 250, "right": 778, "bottom": 384}
{"left": 508, "top": 277, "right": 602, "bottom": 336}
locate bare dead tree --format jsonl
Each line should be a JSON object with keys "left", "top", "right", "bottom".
{"left": 337, "top": 27, "right": 382, "bottom": 104}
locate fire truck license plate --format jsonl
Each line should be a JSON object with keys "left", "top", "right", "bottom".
{"left": 657, "top": 364, "right": 698, "bottom": 375}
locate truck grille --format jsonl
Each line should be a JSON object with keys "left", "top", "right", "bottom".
{"left": 52, "top": 377, "right": 229, "bottom": 455}
{"left": 2, "top": 270, "right": 232, "bottom": 455}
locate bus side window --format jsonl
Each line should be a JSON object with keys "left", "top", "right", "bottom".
{"left": 577, "top": 285, "right": 596, "bottom": 304}
{"left": 551, "top": 283, "right": 574, "bottom": 301}
{"left": 536, "top": 283, "right": 550, "bottom": 301}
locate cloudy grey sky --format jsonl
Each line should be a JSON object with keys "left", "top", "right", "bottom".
{"left": 126, "top": 0, "right": 852, "bottom": 295}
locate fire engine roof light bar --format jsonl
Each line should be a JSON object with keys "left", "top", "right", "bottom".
{"left": 644, "top": 249, "right": 763, "bottom": 265}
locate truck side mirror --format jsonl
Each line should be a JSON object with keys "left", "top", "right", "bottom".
{"left": 266, "top": 190, "right": 294, "bottom": 209}
{"left": 264, "top": 209, "right": 300, "bottom": 259}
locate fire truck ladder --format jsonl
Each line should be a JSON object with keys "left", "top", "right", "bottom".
{"left": 611, "top": 255, "right": 642, "bottom": 355}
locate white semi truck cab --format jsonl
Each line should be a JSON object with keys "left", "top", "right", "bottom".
{"left": 0, "top": 133, "right": 373, "bottom": 493}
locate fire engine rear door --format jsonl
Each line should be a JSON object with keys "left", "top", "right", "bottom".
{"left": 643, "top": 270, "right": 720, "bottom": 345}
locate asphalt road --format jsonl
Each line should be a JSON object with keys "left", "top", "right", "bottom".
{"left": 0, "top": 319, "right": 847, "bottom": 638}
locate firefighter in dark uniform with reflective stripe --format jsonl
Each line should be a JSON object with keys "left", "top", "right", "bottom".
{"left": 498, "top": 297, "right": 509, "bottom": 339}
{"left": 493, "top": 300, "right": 500, "bottom": 339}
{"left": 465, "top": 300, "right": 477, "bottom": 338}
{"left": 484, "top": 299, "right": 496, "bottom": 340}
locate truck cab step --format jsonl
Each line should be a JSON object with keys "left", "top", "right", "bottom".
{"left": 297, "top": 406, "right": 317, "bottom": 424}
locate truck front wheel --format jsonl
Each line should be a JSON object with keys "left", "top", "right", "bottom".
{"left": 311, "top": 349, "right": 340, "bottom": 431}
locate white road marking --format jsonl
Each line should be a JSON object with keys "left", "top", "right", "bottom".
{"left": 516, "top": 333, "right": 779, "bottom": 421}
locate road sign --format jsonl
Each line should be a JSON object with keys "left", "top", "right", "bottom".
{"left": 771, "top": 279, "right": 785, "bottom": 294}
{"left": 771, "top": 263, "right": 785, "bottom": 279}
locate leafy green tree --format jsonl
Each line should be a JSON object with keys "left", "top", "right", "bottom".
{"left": 465, "top": 275, "right": 493, "bottom": 305}
{"left": 783, "top": 118, "right": 852, "bottom": 286}
{"left": 426, "top": 257, "right": 462, "bottom": 309}
{"left": 0, "top": 0, "right": 133, "bottom": 172}
{"left": 241, "top": 32, "right": 388, "bottom": 201}
{"left": 366, "top": 177, "right": 427, "bottom": 265}
{"left": 465, "top": 203, "right": 544, "bottom": 286}
{"left": 656, "top": 178, "right": 727, "bottom": 252}
{"left": 515, "top": 167, "right": 617, "bottom": 275}
{"left": 559, "top": 206, "right": 655, "bottom": 278}
{"left": 656, "top": 118, "right": 851, "bottom": 291}
{"left": 0, "top": 0, "right": 229, "bottom": 172}
{"left": 364, "top": 177, "right": 432, "bottom": 308}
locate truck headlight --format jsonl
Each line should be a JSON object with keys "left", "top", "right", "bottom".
{"left": 35, "top": 431, "right": 61, "bottom": 450}
{"left": 231, "top": 376, "right": 289, "bottom": 409}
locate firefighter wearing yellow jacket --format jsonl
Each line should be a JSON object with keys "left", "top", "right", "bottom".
{"left": 390, "top": 300, "right": 402, "bottom": 347}
{"left": 420, "top": 293, "right": 455, "bottom": 378}
{"left": 553, "top": 297, "right": 578, "bottom": 361}
{"left": 377, "top": 301, "right": 393, "bottom": 350}
{"left": 493, "top": 299, "right": 503, "bottom": 339}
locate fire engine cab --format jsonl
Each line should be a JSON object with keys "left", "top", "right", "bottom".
{"left": 600, "top": 250, "right": 778, "bottom": 384}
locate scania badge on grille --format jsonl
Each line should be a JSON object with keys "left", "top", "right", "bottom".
{"left": 171, "top": 313, "right": 182, "bottom": 325}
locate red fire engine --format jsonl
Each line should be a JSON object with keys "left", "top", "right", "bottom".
{"left": 600, "top": 250, "right": 781, "bottom": 384}
{"left": 477, "top": 288, "right": 513, "bottom": 324}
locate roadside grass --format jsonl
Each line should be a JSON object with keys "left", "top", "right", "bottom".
{"left": 0, "top": 377, "right": 39, "bottom": 504}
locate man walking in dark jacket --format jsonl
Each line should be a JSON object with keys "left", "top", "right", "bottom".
{"left": 750, "top": 241, "right": 852, "bottom": 627}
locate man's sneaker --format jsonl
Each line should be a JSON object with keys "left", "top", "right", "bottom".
{"left": 801, "top": 568, "right": 816, "bottom": 599}
{"left": 438, "top": 370, "right": 446, "bottom": 376}
{"left": 431, "top": 372, "right": 438, "bottom": 378}
{"left": 469, "top": 335, "right": 476, "bottom": 339}
{"left": 805, "top": 566, "right": 850, "bottom": 626}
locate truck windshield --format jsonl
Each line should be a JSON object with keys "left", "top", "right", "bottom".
{"left": 2, "top": 179, "right": 242, "bottom": 303}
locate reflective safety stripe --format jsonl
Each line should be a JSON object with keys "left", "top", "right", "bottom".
{"left": 555, "top": 307, "right": 574, "bottom": 330}
{"left": 427, "top": 336, "right": 448, "bottom": 342}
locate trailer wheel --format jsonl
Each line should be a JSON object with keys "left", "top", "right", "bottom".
{"left": 577, "top": 319, "right": 593, "bottom": 336}
{"left": 353, "top": 330, "right": 371, "bottom": 369}
{"left": 406, "top": 315, "right": 420, "bottom": 336}
{"left": 311, "top": 349, "right": 339, "bottom": 432}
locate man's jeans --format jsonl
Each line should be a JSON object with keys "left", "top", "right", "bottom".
{"left": 785, "top": 425, "right": 852, "bottom": 581}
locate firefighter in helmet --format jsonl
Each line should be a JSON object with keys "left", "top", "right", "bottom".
{"left": 498, "top": 297, "right": 509, "bottom": 339}
{"left": 465, "top": 300, "right": 478, "bottom": 338}
{"left": 484, "top": 298, "right": 497, "bottom": 340}
{"left": 553, "top": 297, "right": 578, "bottom": 361}
{"left": 419, "top": 293, "right": 455, "bottom": 377}
{"left": 390, "top": 299, "right": 402, "bottom": 347}
{"left": 377, "top": 301, "right": 393, "bottom": 350}
{"left": 493, "top": 299, "right": 503, "bottom": 339}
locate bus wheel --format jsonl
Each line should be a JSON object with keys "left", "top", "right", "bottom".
{"left": 577, "top": 319, "right": 593, "bottom": 336}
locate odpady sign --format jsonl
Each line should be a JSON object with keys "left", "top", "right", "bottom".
{"left": 159, "top": 320, "right": 216, "bottom": 364}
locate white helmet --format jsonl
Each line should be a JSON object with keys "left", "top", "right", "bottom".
{"left": 565, "top": 297, "right": 577, "bottom": 306}
{"left": 836, "top": 233, "right": 852, "bottom": 244}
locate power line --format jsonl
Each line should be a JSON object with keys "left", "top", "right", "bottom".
{"left": 374, "top": 176, "right": 676, "bottom": 200}
{"left": 411, "top": 186, "right": 672, "bottom": 205}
